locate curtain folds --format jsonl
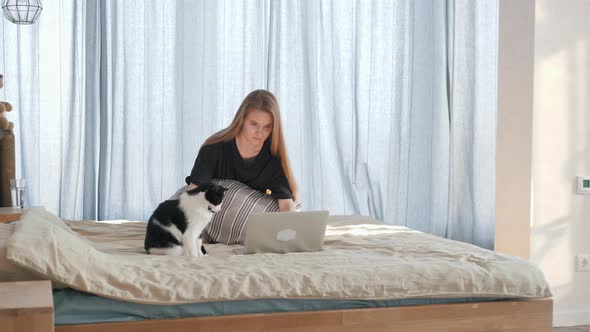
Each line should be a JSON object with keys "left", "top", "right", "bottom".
{"left": 0, "top": 0, "right": 498, "bottom": 248}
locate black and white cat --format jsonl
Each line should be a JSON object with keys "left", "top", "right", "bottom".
{"left": 144, "top": 184, "right": 227, "bottom": 256}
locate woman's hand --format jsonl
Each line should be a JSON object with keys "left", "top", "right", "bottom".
{"left": 278, "top": 199, "right": 296, "bottom": 212}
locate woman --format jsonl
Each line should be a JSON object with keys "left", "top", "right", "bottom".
{"left": 185, "top": 89, "right": 298, "bottom": 212}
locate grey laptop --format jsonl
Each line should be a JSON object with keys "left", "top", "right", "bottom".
{"left": 241, "top": 211, "right": 329, "bottom": 254}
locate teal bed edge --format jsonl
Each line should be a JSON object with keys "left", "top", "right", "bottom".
{"left": 54, "top": 288, "right": 511, "bottom": 325}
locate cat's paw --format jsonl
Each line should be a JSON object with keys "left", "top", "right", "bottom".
{"left": 183, "top": 248, "right": 197, "bottom": 257}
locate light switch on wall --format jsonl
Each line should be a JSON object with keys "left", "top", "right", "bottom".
{"left": 575, "top": 254, "right": 590, "bottom": 272}
{"left": 576, "top": 176, "right": 590, "bottom": 194}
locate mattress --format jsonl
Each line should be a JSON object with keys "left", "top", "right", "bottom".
{"left": 53, "top": 288, "right": 506, "bottom": 325}
{"left": 4, "top": 209, "right": 551, "bottom": 305}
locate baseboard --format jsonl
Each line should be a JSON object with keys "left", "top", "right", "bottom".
{"left": 554, "top": 310, "right": 590, "bottom": 327}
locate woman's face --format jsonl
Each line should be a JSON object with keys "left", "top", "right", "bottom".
{"left": 239, "top": 109, "right": 273, "bottom": 147}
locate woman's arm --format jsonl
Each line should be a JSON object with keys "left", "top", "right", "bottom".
{"left": 193, "top": 182, "right": 294, "bottom": 212}
{"left": 186, "top": 144, "right": 216, "bottom": 189}
{"left": 278, "top": 199, "right": 296, "bottom": 212}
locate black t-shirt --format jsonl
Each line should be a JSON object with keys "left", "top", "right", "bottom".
{"left": 185, "top": 138, "right": 293, "bottom": 200}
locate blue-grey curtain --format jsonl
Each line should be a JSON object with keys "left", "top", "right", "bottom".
{"left": 0, "top": 0, "right": 497, "bottom": 248}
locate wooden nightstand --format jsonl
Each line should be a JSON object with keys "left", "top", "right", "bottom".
{"left": 0, "top": 207, "right": 43, "bottom": 224}
{"left": 0, "top": 280, "right": 54, "bottom": 332}
{"left": 0, "top": 207, "right": 26, "bottom": 224}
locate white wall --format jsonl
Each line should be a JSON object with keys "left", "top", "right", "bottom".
{"left": 495, "top": 0, "right": 535, "bottom": 260}
{"left": 532, "top": 0, "right": 590, "bottom": 326}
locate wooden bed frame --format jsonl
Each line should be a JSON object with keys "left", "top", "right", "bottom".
{"left": 55, "top": 297, "right": 552, "bottom": 332}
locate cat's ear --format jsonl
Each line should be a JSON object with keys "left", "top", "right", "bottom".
{"left": 199, "top": 183, "right": 212, "bottom": 191}
{"left": 186, "top": 187, "right": 201, "bottom": 195}
{"left": 187, "top": 183, "right": 209, "bottom": 195}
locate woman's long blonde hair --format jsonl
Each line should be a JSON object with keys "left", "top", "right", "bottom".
{"left": 203, "top": 89, "right": 298, "bottom": 200}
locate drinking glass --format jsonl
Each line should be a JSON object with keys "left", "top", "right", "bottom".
{"left": 10, "top": 178, "right": 26, "bottom": 208}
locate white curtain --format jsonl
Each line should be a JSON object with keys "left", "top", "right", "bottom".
{"left": 0, "top": 0, "right": 497, "bottom": 248}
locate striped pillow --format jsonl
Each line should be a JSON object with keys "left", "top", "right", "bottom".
{"left": 168, "top": 180, "right": 301, "bottom": 245}
{"left": 205, "top": 179, "right": 301, "bottom": 245}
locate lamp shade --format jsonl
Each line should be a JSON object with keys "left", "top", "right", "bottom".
{"left": 2, "top": 0, "right": 42, "bottom": 25}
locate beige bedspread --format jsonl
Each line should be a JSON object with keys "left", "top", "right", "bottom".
{"left": 6, "top": 209, "right": 551, "bottom": 305}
